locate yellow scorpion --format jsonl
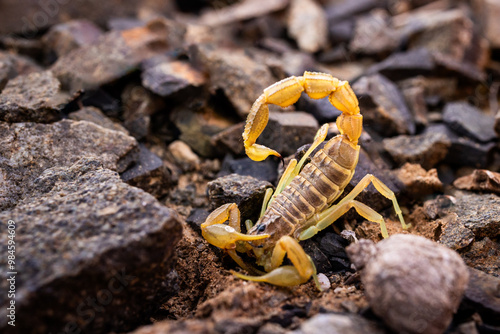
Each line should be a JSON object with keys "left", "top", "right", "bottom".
{"left": 202, "top": 72, "right": 410, "bottom": 289}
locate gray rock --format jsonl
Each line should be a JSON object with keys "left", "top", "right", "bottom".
{"left": 141, "top": 59, "right": 205, "bottom": 97}
{"left": 51, "top": 18, "right": 185, "bottom": 92}
{"left": 211, "top": 122, "right": 246, "bottom": 156}
{"left": 69, "top": 106, "right": 129, "bottom": 134}
{"left": 0, "top": 120, "right": 138, "bottom": 211}
{"left": 121, "top": 144, "right": 173, "bottom": 198}
{"left": 461, "top": 237, "right": 500, "bottom": 277}
{"left": 472, "top": 0, "right": 500, "bottom": 48}
{"left": 0, "top": 51, "right": 42, "bottom": 91}
{"left": 325, "top": 0, "right": 385, "bottom": 22}
{"left": 401, "top": 85, "right": 428, "bottom": 128}
{"left": 347, "top": 234, "right": 469, "bottom": 334}
{"left": 365, "top": 48, "right": 435, "bottom": 80}
{"left": 218, "top": 155, "right": 279, "bottom": 184}
{"left": 0, "top": 158, "right": 182, "bottom": 334}
{"left": 292, "top": 313, "right": 386, "bottom": 334}
{"left": 295, "top": 94, "right": 342, "bottom": 123}
{"left": 443, "top": 102, "right": 497, "bottom": 142}
{"left": 463, "top": 267, "right": 500, "bottom": 326}
{"left": 190, "top": 44, "right": 275, "bottom": 117}
{"left": 0, "top": 70, "right": 71, "bottom": 123}
{"left": 207, "top": 174, "right": 273, "bottom": 225}
{"left": 121, "top": 84, "right": 162, "bottom": 140}
{"left": 288, "top": 0, "right": 328, "bottom": 53}
{"left": 353, "top": 74, "right": 415, "bottom": 136}
{"left": 42, "top": 19, "right": 103, "bottom": 59}
{"left": 438, "top": 213, "right": 476, "bottom": 251}
{"left": 350, "top": 9, "right": 399, "bottom": 55}
{"left": 383, "top": 132, "right": 451, "bottom": 169}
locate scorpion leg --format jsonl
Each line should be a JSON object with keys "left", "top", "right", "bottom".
{"left": 299, "top": 200, "right": 390, "bottom": 239}
{"left": 231, "top": 236, "right": 322, "bottom": 290}
{"left": 201, "top": 203, "right": 270, "bottom": 272}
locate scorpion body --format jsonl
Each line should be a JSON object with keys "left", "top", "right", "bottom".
{"left": 202, "top": 71, "right": 410, "bottom": 289}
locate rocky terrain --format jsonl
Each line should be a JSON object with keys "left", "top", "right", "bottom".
{"left": 0, "top": 0, "right": 499, "bottom": 333}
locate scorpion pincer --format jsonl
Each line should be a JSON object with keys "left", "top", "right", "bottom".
{"left": 201, "top": 71, "right": 411, "bottom": 290}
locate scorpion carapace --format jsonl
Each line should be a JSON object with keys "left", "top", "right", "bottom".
{"left": 202, "top": 71, "right": 410, "bottom": 289}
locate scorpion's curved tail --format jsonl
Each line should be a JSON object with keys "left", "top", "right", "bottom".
{"left": 243, "top": 71, "right": 363, "bottom": 161}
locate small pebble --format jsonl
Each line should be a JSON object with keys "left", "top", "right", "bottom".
{"left": 317, "top": 273, "right": 331, "bottom": 291}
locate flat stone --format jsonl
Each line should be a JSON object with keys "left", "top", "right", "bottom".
{"left": 121, "top": 144, "right": 173, "bottom": 198}
{"left": 0, "top": 51, "right": 42, "bottom": 91}
{"left": 141, "top": 59, "right": 205, "bottom": 97}
{"left": 383, "top": 132, "right": 451, "bottom": 169}
{"left": 438, "top": 213, "right": 476, "bottom": 251}
{"left": 42, "top": 19, "right": 103, "bottom": 60}
{"left": 69, "top": 106, "right": 128, "bottom": 134}
{"left": 292, "top": 313, "right": 386, "bottom": 334}
{"left": 350, "top": 9, "right": 400, "bottom": 55}
{"left": 463, "top": 267, "right": 500, "bottom": 326}
{"left": 0, "top": 120, "right": 138, "bottom": 211}
{"left": 288, "top": 0, "right": 328, "bottom": 53}
{"left": 259, "top": 111, "right": 319, "bottom": 157}
{"left": 0, "top": 158, "right": 182, "bottom": 334}
{"left": 218, "top": 155, "right": 279, "bottom": 184}
{"left": 395, "top": 163, "right": 443, "bottom": 198}
{"left": 353, "top": 74, "right": 415, "bottom": 136}
{"left": 207, "top": 174, "right": 273, "bottom": 225}
{"left": 454, "top": 169, "right": 500, "bottom": 194}
{"left": 325, "top": 0, "right": 385, "bottom": 22}
{"left": 366, "top": 48, "right": 435, "bottom": 80}
{"left": 443, "top": 102, "right": 497, "bottom": 143}
{"left": 190, "top": 44, "right": 275, "bottom": 117}
{"left": 0, "top": 70, "right": 71, "bottom": 123}
{"left": 211, "top": 122, "right": 246, "bottom": 156}
{"left": 51, "top": 18, "right": 186, "bottom": 92}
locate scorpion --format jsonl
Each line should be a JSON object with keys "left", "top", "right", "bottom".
{"left": 201, "top": 71, "right": 410, "bottom": 289}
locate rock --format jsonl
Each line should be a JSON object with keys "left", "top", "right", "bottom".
{"left": 288, "top": 0, "right": 328, "bottom": 53}
{"left": 365, "top": 48, "right": 435, "bottom": 80}
{"left": 327, "top": 21, "right": 354, "bottom": 44}
{"left": 141, "top": 59, "right": 205, "bottom": 97}
{"left": 51, "top": 18, "right": 186, "bottom": 92}
{"left": 198, "top": 0, "right": 289, "bottom": 27}
{"left": 353, "top": 74, "right": 415, "bottom": 136}
{"left": 463, "top": 267, "right": 500, "bottom": 326}
{"left": 0, "top": 158, "right": 182, "bottom": 334}
{"left": 461, "top": 237, "right": 500, "bottom": 277}
{"left": 295, "top": 94, "right": 342, "bottom": 123}
{"left": 186, "top": 208, "right": 211, "bottom": 235}
{"left": 121, "top": 85, "right": 162, "bottom": 140}
{"left": 207, "top": 174, "right": 273, "bottom": 224}
{"left": 0, "top": 70, "right": 71, "bottom": 123}
{"left": 218, "top": 155, "right": 279, "bottom": 184}
{"left": 325, "top": 0, "right": 385, "bottom": 22}
{"left": 69, "top": 106, "right": 128, "bottom": 134}
{"left": 395, "top": 163, "right": 443, "bottom": 198}
{"left": 454, "top": 169, "right": 500, "bottom": 194}
{"left": 349, "top": 9, "right": 399, "bottom": 55}
{"left": 42, "top": 19, "right": 103, "bottom": 60}
{"left": 438, "top": 213, "right": 476, "bottom": 251}
{"left": 443, "top": 102, "right": 497, "bottom": 143}
{"left": 0, "top": 120, "right": 138, "bottom": 211}
{"left": 423, "top": 195, "right": 455, "bottom": 220}
{"left": 292, "top": 313, "right": 386, "bottom": 334}
{"left": 383, "top": 132, "right": 451, "bottom": 169}
{"left": 121, "top": 144, "right": 173, "bottom": 198}
{"left": 0, "top": 51, "right": 42, "bottom": 91}
{"left": 211, "top": 122, "right": 246, "bottom": 156}
{"left": 423, "top": 124, "right": 495, "bottom": 169}
{"left": 450, "top": 192, "right": 500, "bottom": 238}
{"left": 347, "top": 234, "right": 469, "bottom": 334}
{"left": 190, "top": 44, "right": 275, "bottom": 117}
{"left": 472, "top": 0, "right": 500, "bottom": 48}
{"left": 400, "top": 85, "right": 428, "bottom": 128}
{"left": 168, "top": 140, "right": 201, "bottom": 171}
{"left": 130, "top": 319, "right": 215, "bottom": 334}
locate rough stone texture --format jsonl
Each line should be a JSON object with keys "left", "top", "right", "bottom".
{"left": 461, "top": 237, "right": 500, "bottom": 277}
{"left": 438, "top": 213, "right": 476, "bottom": 251}
{"left": 42, "top": 19, "right": 103, "bottom": 59}
{"left": 400, "top": 85, "right": 428, "bottom": 127}
{"left": 131, "top": 319, "right": 215, "bottom": 334}
{"left": 353, "top": 74, "right": 415, "bottom": 136}
{"left": 207, "top": 174, "right": 273, "bottom": 225}
{"left": 141, "top": 59, "right": 205, "bottom": 97}
{"left": 472, "top": 0, "right": 500, "bottom": 48}
{"left": 51, "top": 18, "right": 186, "bottom": 92}
{"left": 0, "top": 70, "right": 71, "bottom": 123}
{"left": 69, "top": 106, "right": 129, "bottom": 134}
{"left": 443, "top": 102, "right": 497, "bottom": 143}
{"left": 291, "top": 313, "right": 386, "bottom": 334}
{"left": 347, "top": 234, "right": 469, "bottom": 334}
{"left": 395, "top": 163, "right": 442, "bottom": 198}
{"left": 453, "top": 169, "right": 500, "bottom": 194}
{"left": 0, "top": 158, "right": 182, "bottom": 334}
{"left": 0, "top": 120, "right": 138, "bottom": 211}
{"left": 190, "top": 44, "right": 275, "bottom": 117}
{"left": 463, "top": 267, "right": 500, "bottom": 327}
{"left": 121, "top": 84, "right": 162, "bottom": 140}
{"left": 0, "top": 50, "right": 42, "bottom": 91}
{"left": 211, "top": 122, "right": 246, "bottom": 156}
{"left": 288, "top": 0, "right": 328, "bottom": 53}
{"left": 383, "top": 132, "right": 451, "bottom": 169}
{"left": 121, "top": 144, "right": 173, "bottom": 198}
{"left": 350, "top": 9, "right": 399, "bottom": 55}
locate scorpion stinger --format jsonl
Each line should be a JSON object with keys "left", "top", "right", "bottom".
{"left": 202, "top": 71, "right": 410, "bottom": 289}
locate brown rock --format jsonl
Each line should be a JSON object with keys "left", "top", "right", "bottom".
{"left": 51, "top": 18, "right": 186, "bottom": 92}
{"left": 131, "top": 319, "right": 215, "bottom": 334}
{"left": 211, "top": 122, "right": 246, "bottom": 156}
{"left": 438, "top": 213, "right": 475, "bottom": 251}
{"left": 472, "top": 0, "right": 500, "bottom": 48}
{"left": 461, "top": 238, "right": 500, "bottom": 277}
{"left": 69, "top": 106, "right": 128, "bottom": 134}
{"left": 0, "top": 50, "right": 42, "bottom": 91}
{"left": 454, "top": 169, "right": 500, "bottom": 194}
{"left": 292, "top": 313, "right": 386, "bottom": 334}
{"left": 395, "top": 163, "right": 442, "bottom": 197}
{"left": 350, "top": 9, "right": 399, "bottom": 55}
{"left": 443, "top": 102, "right": 497, "bottom": 143}
{"left": 347, "top": 234, "right": 469, "bottom": 334}
{"left": 463, "top": 267, "right": 500, "bottom": 325}
{"left": 0, "top": 70, "right": 71, "bottom": 123}
{"left": 288, "top": 0, "right": 328, "bottom": 53}
{"left": 0, "top": 120, "right": 138, "bottom": 210}
{"left": 400, "top": 85, "right": 428, "bottom": 127}
{"left": 383, "top": 132, "right": 451, "bottom": 169}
